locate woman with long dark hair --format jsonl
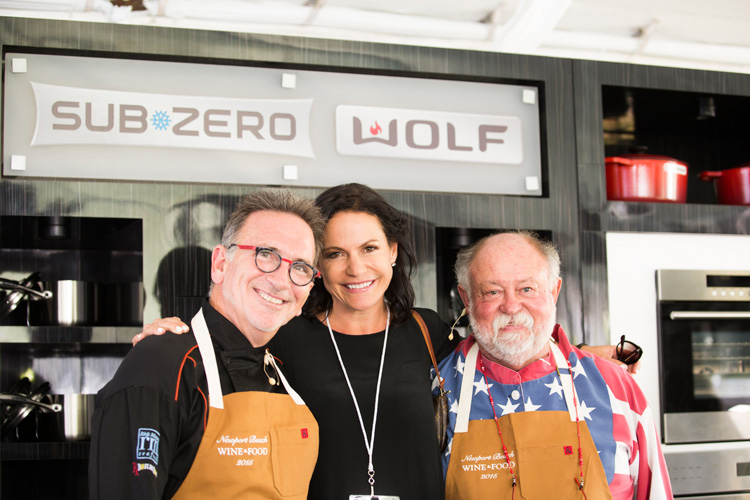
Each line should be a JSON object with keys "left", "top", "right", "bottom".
{"left": 272, "top": 183, "right": 453, "bottom": 499}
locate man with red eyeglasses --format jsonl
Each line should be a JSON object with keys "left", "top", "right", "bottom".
{"left": 89, "top": 191, "right": 325, "bottom": 500}
{"left": 437, "top": 231, "right": 673, "bottom": 500}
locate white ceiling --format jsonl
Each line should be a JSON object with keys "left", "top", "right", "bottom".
{"left": 2, "top": 0, "right": 750, "bottom": 74}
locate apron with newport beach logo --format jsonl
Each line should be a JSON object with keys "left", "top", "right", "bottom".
{"left": 445, "top": 341, "right": 612, "bottom": 500}
{"left": 172, "top": 309, "right": 319, "bottom": 500}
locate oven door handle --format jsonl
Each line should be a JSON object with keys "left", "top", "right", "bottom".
{"left": 669, "top": 311, "right": 750, "bottom": 320}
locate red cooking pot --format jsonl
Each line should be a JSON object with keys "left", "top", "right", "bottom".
{"left": 606, "top": 154, "right": 689, "bottom": 203}
{"left": 699, "top": 164, "right": 750, "bottom": 205}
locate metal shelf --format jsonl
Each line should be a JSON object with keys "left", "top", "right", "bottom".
{"left": 0, "top": 442, "right": 90, "bottom": 461}
{"left": 0, "top": 326, "right": 141, "bottom": 344}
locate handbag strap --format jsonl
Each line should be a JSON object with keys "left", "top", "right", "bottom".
{"left": 411, "top": 310, "right": 446, "bottom": 394}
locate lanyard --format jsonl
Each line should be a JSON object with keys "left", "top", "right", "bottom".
{"left": 478, "top": 357, "right": 517, "bottom": 494}
{"left": 326, "top": 307, "right": 390, "bottom": 497}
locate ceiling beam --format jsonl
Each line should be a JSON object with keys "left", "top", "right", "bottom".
{"left": 490, "top": 0, "right": 573, "bottom": 52}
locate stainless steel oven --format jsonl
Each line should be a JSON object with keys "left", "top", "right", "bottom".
{"left": 657, "top": 269, "right": 750, "bottom": 497}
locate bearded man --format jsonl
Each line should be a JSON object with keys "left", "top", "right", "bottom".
{"left": 435, "top": 231, "right": 673, "bottom": 500}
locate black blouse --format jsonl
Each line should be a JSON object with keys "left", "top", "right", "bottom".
{"left": 271, "top": 307, "right": 458, "bottom": 500}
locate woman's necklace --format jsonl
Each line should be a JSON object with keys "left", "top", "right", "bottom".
{"left": 326, "top": 306, "right": 398, "bottom": 500}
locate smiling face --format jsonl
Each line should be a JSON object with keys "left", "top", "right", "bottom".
{"left": 317, "top": 211, "right": 397, "bottom": 318}
{"left": 209, "top": 210, "right": 316, "bottom": 347}
{"left": 458, "top": 233, "right": 562, "bottom": 370}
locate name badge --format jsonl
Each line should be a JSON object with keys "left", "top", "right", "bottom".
{"left": 350, "top": 495, "right": 400, "bottom": 500}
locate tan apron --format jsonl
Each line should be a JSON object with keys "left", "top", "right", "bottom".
{"left": 445, "top": 341, "right": 612, "bottom": 500}
{"left": 172, "top": 309, "right": 319, "bottom": 500}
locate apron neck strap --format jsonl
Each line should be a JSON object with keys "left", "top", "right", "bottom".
{"left": 455, "top": 338, "right": 581, "bottom": 431}
{"left": 549, "top": 339, "right": 581, "bottom": 422}
{"left": 191, "top": 308, "right": 308, "bottom": 408}
{"left": 191, "top": 309, "right": 225, "bottom": 409}
{"left": 264, "top": 350, "right": 306, "bottom": 406}
{"left": 455, "top": 342, "right": 479, "bottom": 433}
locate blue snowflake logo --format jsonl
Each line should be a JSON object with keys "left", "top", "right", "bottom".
{"left": 150, "top": 110, "right": 171, "bottom": 131}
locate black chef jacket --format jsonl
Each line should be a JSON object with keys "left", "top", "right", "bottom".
{"left": 88, "top": 300, "right": 286, "bottom": 500}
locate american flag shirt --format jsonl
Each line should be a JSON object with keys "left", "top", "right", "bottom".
{"left": 434, "top": 325, "right": 673, "bottom": 500}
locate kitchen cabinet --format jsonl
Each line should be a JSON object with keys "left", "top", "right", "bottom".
{"left": 573, "top": 59, "right": 750, "bottom": 346}
{"left": 0, "top": 215, "right": 142, "bottom": 499}
{"left": 602, "top": 86, "right": 750, "bottom": 205}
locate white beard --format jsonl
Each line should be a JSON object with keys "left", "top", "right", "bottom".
{"left": 469, "top": 306, "right": 557, "bottom": 368}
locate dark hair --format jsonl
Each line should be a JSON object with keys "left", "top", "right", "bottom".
{"left": 302, "top": 183, "right": 416, "bottom": 324}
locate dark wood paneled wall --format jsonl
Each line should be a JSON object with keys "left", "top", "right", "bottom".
{"left": 0, "top": 17, "right": 583, "bottom": 335}
{"left": 3, "top": 18, "right": 749, "bottom": 355}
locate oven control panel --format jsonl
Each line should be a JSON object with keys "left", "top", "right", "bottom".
{"left": 658, "top": 269, "right": 750, "bottom": 302}
{"left": 665, "top": 444, "right": 750, "bottom": 497}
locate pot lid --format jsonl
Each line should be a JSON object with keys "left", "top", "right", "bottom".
{"left": 606, "top": 145, "right": 686, "bottom": 164}
{"left": 606, "top": 153, "right": 686, "bottom": 162}
{"left": 1, "top": 379, "right": 51, "bottom": 439}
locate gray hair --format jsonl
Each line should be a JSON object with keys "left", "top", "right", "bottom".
{"left": 220, "top": 190, "right": 325, "bottom": 261}
{"left": 209, "top": 190, "right": 325, "bottom": 295}
{"left": 454, "top": 230, "right": 561, "bottom": 294}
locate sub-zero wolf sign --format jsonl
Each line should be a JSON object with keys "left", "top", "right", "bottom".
{"left": 336, "top": 105, "right": 523, "bottom": 164}
{"left": 4, "top": 52, "right": 543, "bottom": 195}
{"left": 31, "top": 82, "right": 314, "bottom": 157}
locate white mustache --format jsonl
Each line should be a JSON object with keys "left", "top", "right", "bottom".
{"left": 492, "top": 311, "right": 535, "bottom": 332}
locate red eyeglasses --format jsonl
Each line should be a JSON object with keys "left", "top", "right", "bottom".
{"left": 227, "top": 244, "right": 319, "bottom": 286}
